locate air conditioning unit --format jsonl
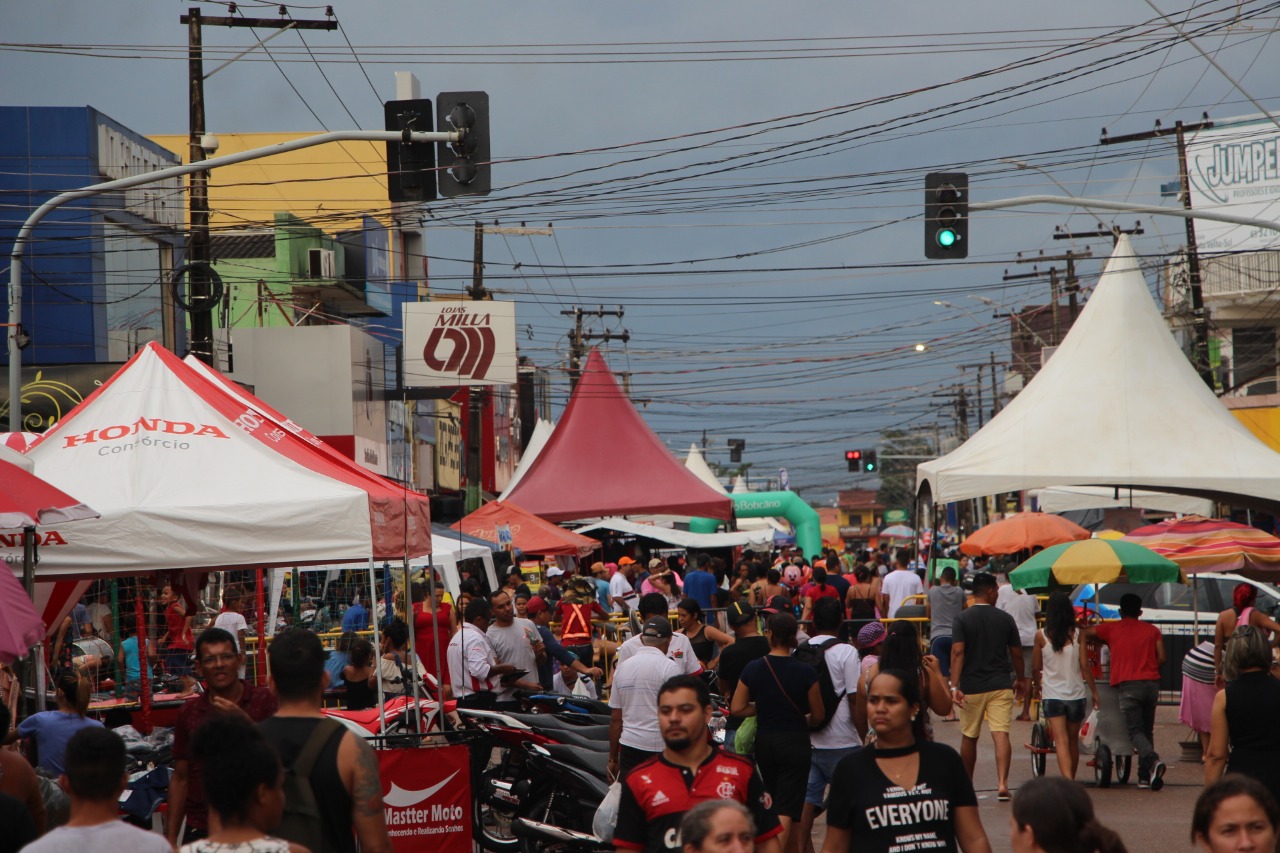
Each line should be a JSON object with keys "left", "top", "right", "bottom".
{"left": 308, "top": 247, "right": 336, "bottom": 279}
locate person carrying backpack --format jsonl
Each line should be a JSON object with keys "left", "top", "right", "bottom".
{"left": 259, "top": 629, "right": 392, "bottom": 853}
{"left": 796, "top": 597, "right": 862, "bottom": 849}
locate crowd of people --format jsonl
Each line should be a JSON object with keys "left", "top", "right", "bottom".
{"left": 5, "top": 549, "right": 1280, "bottom": 853}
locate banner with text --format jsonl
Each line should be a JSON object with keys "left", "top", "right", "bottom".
{"left": 378, "top": 744, "right": 472, "bottom": 853}
{"left": 1187, "top": 119, "right": 1280, "bottom": 253}
{"left": 403, "top": 301, "right": 517, "bottom": 386}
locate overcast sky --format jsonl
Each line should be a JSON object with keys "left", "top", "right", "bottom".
{"left": 5, "top": 1, "right": 1279, "bottom": 503}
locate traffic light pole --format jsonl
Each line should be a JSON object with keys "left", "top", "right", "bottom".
{"left": 5, "top": 128, "right": 460, "bottom": 432}
{"left": 969, "top": 195, "right": 1280, "bottom": 235}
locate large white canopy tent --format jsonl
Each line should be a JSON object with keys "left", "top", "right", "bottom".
{"left": 1034, "top": 485, "right": 1213, "bottom": 516}
{"left": 918, "top": 237, "right": 1280, "bottom": 510}
{"left": 498, "top": 418, "right": 554, "bottom": 500}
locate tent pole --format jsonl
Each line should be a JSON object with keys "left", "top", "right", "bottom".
{"left": 21, "top": 527, "right": 37, "bottom": 717}
{"left": 255, "top": 569, "right": 266, "bottom": 686}
{"left": 135, "top": 590, "right": 151, "bottom": 734}
{"left": 369, "top": 558, "right": 386, "bottom": 733}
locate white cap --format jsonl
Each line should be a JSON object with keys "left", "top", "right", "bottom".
{"left": 547, "top": 567, "right": 565, "bottom": 577}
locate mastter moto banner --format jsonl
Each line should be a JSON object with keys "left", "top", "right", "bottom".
{"left": 378, "top": 745, "right": 472, "bottom": 852}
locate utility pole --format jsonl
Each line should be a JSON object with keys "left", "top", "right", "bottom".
{"left": 1012, "top": 248, "right": 1094, "bottom": 338}
{"left": 465, "top": 222, "right": 487, "bottom": 513}
{"left": 180, "top": 8, "right": 336, "bottom": 365}
{"left": 1101, "top": 115, "right": 1215, "bottom": 387}
{"left": 560, "top": 306, "right": 627, "bottom": 390}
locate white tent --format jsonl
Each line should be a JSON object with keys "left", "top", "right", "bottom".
{"left": 1034, "top": 485, "right": 1213, "bottom": 516}
{"left": 684, "top": 444, "right": 729, "bottom": 494}
{"left": 918, "top": 236, "right": 1280, "bottom": 509}
{"left": 499, "top": 418, "right": 554, "bottom": 500}
{"left": 574, "top": 517, "right": 776, "bottom": 549}
{"left": 283, "top": 532, "right": 496, "bottom": 600}
{"left": 7, "top": 344, "right": 431, "bottom": 577}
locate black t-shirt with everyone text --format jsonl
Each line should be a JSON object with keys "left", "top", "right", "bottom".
{"left": 951, "top": 603, "right": 1020, "bottom": 695}
{"left": 826, "top": 741, "right": 977, "bottom": 853}
{"left": 717, "top": 635, "right": 770, "bottom": 705}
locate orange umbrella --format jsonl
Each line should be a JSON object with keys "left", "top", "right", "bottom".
{"left": 960, "top": 512, "right": 1090, "bottom": 557}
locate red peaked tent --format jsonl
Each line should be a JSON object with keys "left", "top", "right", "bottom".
{"left": 502, "top": 349, "right": 732, "bottom": 522}
{"left": 453, "top": 500, "right": 600, "bottom": 558}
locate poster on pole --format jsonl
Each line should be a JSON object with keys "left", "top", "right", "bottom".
{"left": 403, "top": 301, "right": 517, "bottom": 386}
{"left": 378, "top": 744, "right": 472, "bottom": 852}
{"left": 1186, "top": 118, "right": 1280, "bottom": 253}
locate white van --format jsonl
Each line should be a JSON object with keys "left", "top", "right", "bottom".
{"left": 1073, "top": 573, "right": 1280, "bottom": 632}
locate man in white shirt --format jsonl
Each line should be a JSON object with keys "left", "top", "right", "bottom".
{"left": 485, "top": 590, "right": 545, "bottom": 702}
{"left": 799, "top": 597, "right": 862, "bottom": 847}
{"left": 608, "top": 616, "right": 682, "bottom": 781}
{"left": 447, "top": 598, "right": 518, "bottom": 708}
{"left": 614, "top": 593, "right": 703, "bottom": 676}
{"left": 609, "top": 557, "right": 640, "bottom": 614}
{"left": 879, "top": 550, "right": 924, "bottom": 618}
{"left": 996, "top": 570, "right": 1040, "bottom": 721}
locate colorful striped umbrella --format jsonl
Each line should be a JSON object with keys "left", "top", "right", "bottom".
{"left": 879, "top": 524, "right": 914, "bottom": 539}
{"left": 1008, "top": 538, "right": 1186, "bottom": 590}
{"left": 1121, "top": 515, "right": 1280, "bottom": 577}
{"left": 960, "top": 512, "right": 1090, "bottom": 557}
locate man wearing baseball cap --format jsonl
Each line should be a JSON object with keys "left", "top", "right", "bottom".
{"left": 609, "top": 557, "right": 640, "bottom": 614}
{"left": 716, "top": 601, "right": 770, "bottom": 750}
{"left": 609, "top": 616, "right": 682, "bottom": 780}
{"left": 616, "top": 593, "right": 703, "bottom": 676}
{"left": 525, "top": 596, "right": 602, "bottom": 691}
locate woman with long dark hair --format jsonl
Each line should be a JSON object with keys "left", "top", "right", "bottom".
{"left": 1206, "top": 625, "right": 1280, "bottom": 804}
{"left": 731, "top": 612, "right": 822, "bottom": 853}
{"left": 1010, "top": 776, "right": 1127, "bottom": 853}
{"left": 845, "top": 565, "right": 881, "bottom": 624}
{"left": 410, "top": 578, "right": 455, "bottom": 689}
{"left": 1032, "top": 593, "right": 1098, "bottom": 779}
{"left": 822, "top": 669, "right": 990, "bottom": 853}
{"left": 856, "top": 621, "right": 951, "bottom": 740}
{"left": 2, "top": 672, "right": 101, "bottom": 776}
{"left": 676, "top": 598, "right": 734, "bottom": 669}
{"left": 340, "top": 639, "right": 377, "bottom": 711}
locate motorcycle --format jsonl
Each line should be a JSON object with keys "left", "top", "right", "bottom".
{"left": 323, "top": 693, "right": 457, "bottom": 741}
{"left": 488, "top": 741, "right": 612, "bottom": 853}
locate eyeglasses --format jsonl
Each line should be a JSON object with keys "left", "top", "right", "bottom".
{"left": 199, "top": 653, "right": 239, "bottom": 666}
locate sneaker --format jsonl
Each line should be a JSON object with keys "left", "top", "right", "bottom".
{"left": 1137, "top": 778, "right": 1150, "bottom": 789}
{"left": 1150, "top": 761, "right": 1166, "bottom": 792}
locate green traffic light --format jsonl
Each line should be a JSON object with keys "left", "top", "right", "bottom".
{"left": 936, "top": 228, "right": 958, "bottom": 248}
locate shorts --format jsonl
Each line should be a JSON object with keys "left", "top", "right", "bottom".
{"left": 755, "top": 730, "right": 812, "bottom": 820}
{"left": 959, "top": 689, "right": 1014, "bottom": 739}
{"left": 1020, "top": 645, "right": 1034, "bottom": 678}
{"left": 163, "top": 647, "right": 193, "bottom": 676}
{"left": 929, "top": 636, "right": 953, "bottom": 677}
{"left": 806, "top": 746, "right": 859, "bottom": 807}
{"left": 1042, "top": 698, "right": 1087, "bottom": 722}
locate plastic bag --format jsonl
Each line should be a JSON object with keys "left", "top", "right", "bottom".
{"left": 1078, "top": 709, "right": 1099, "bottom": 752}
{"left": 572, "top": 675, "right": 592, "bottom": 698}
{"left": 593, "top": 781, "right": 622, "bottom": 842}
{"left": 734, "top": 716, "right": 758, "bottom": 755}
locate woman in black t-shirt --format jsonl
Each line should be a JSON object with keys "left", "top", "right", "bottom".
{"left": 821, "top": 669, "right": 991, "bottom": 853}
{"left": 731, "top": 611, "right": 822, "bottom": 851}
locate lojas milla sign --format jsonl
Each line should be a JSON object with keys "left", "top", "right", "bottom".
{"left": 402, "top": 302, "right": 517, "bottom": 387}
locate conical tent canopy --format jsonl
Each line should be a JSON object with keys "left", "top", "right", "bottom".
{"left": 503, "top": 349, "right": 732, "bottom": 522}
{"left": 684, "top": 445, "right": 729, "bottom": 495}
{"left": 454, "top": 500, "right": 601, "bottom": 557}
{"left": 7, "top": 343, "right": 430, "bottom": 577}
{"left": 918, "top": 236, "right": 1280, "bottom": 509}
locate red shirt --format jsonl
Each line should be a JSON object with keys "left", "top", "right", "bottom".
{"left": 165, "top": 601, "right": 193, "bottom": 650}
{"left": 413, "top": 601, "right": 453, "bottom": 679}
{"left": 1095, "top": 618, "right": 1162, "bottom": 686}
{"left": 172, "top": 682, "right": 278, "bottom": 829}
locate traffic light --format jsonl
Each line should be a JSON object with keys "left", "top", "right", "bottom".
{"left": 845, "top": 450, "right": 862, "bottom": 472}
{"left": 436, "top": 91, "right": 491, "bottom": 197}
{"left": 728, "top": 439, "right": 745, "bottom": 463}
{"left": 925, "top": 172, "right": 968, "bottom": 259}
{"left": 863, "top": 450, "right": 878, "bottom": 473}
{"left": 383, "top": 99, "right": 437, "bottom": 203}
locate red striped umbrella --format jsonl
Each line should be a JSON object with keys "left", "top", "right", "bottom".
{"left": 1121, "top": 515, "right": 1280, "bottom": 577}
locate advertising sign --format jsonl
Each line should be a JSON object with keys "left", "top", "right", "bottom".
{"left": 434, "top": 399, "right": 462, "bottom": 490}
{"left": 403, "top": 301, "right": 517, "bottom": 386}
{"left": 377, "top": 745, "right": 471, "bottom": 852}
{"left": 1186, "top": 119, "right": 1280, "bottom": 252}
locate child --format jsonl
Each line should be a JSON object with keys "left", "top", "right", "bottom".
{"left": 182, "top": 715, "right": 310, "bottom": 853}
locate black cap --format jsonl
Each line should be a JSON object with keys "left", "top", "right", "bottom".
{"left": 760, "top": 595, "right": 793, "bottom": 615}
{"left": 641, "top": 616, "right": 673, "bottom": 639}
{"left": 727, "top": 601, "right": 756, "bottom": 627}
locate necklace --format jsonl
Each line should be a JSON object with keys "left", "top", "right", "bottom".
{"left": 873, "top": 742, "right": 919, "bottom": 758}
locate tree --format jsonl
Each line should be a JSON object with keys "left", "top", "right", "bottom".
{"left": 875, "top": 429, "right": 934, "bottom": 512}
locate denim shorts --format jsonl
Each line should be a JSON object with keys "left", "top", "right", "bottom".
{"left": 1042, "top": 697, "right": 1087, "bottom": 722}
{"left": 806, "top": 746, "right": 860, "bottom": 807}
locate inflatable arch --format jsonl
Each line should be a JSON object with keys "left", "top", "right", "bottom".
{"left": 689, "top": 491, "right": 822, "bottom": 560}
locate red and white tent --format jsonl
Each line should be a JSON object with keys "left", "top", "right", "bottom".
{"left": 5, "top": 343, "right": 430, "bottom": 578}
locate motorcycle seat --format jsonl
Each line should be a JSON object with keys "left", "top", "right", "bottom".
{"left": 549, "top": 728, "right": 611, "bottom": 752}
{"left": 543, "top": 742, "right": 610, "bottom": 779}
{"left": 504, "top": 711, "right": 607, "bottom": 734}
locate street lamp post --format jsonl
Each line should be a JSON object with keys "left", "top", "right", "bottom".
{"left": 6, "top": 127, "right": 460, "bottom": 432}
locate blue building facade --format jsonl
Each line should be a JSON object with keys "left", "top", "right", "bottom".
{"left": 0, "top": 106, "right": 186, "bottom": 368}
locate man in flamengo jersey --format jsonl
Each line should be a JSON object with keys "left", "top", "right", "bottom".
{"left": 613, "top": 674, "right": 782, "bottom": 853}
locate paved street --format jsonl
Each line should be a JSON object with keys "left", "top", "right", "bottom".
{"left": 811, "top": 704, "right": 1202, "bottom": 853}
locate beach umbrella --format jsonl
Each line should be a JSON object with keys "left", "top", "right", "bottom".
{"left": 880, "top": 524, "right": 914, "bottom": 539}
{"left": 1122, "top": 515, "right": 1280, "bottom": 578}
{"left": 960, "top": 512, "right": 1090, "bottom": 556}
{"left": 1009, "top": 538, "right": 1186, "bottom": 591}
